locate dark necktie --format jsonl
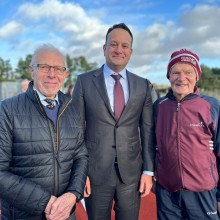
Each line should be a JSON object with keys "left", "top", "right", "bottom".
{"left": 44, "top": 99, "right": 55, "bottom": 109}
{"left": 111, "top": 74, "right": 125, "bottom": 120}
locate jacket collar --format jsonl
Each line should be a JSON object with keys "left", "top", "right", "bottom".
{"left": 26, "top": 81, "right": 71, "bottom": 115}
{"left": 167, "top": 86, "right": 200, "bottom": 101}
{"left": 92, "top": 66, "right": 139, "bottom": 122}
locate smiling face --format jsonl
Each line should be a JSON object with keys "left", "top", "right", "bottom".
{"left": 103, "top": 28, "right": 133, "bottom": 73}
{"left": 30, "top": 50, "right": 69, "bottom": 99}
{"left": 169, "top": 62, "right": 197, "bottom": 101}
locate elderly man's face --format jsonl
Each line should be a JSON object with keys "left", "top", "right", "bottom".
{"left": 169, "top": 63, "right": 197, "bottom": 101}
{"left": 30, "top": 50, "right": 69, "bottom": 99}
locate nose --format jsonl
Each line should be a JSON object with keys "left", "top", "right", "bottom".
{"left": 47, "top": 67, "right": 56, "bottom": 77}
{"left": 178, "top": 72, "right": 186, "bottom": 81}
{"left": 114, "top": 45, "right": 123, "bottom": 53}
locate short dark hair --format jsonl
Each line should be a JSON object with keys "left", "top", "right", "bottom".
{"left": 105, "top": 23, "right": 133, "bottom": 46}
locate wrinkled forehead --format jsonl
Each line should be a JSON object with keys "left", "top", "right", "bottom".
{"left": 35, "top": 50, "right": 65, "bottom": 65}
{"left": 171, "top": 62, "right": 197, "bottom": 72}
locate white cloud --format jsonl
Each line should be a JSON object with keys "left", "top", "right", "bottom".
{"left": 0, "top": 0, "right": 220, "bottom": 85}
{"left": 128, "top": 4, "right": 220, "bottom": 82}
{"left": 162, "top": 5, "right": 220, "bottom": 58}
{"left": 0, "top": 21, "right": 23, "bottom": 39}
{"left": 200, "top": 38, "right": 220, "bottom": 56}
{"left": 15, "top": 0, "right": 107, "bottom": 63}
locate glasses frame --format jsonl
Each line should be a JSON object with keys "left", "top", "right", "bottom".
{"left": 32, "top": 64, "right": 67, "bottom": 75}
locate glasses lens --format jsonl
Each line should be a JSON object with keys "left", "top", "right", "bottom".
{"left": 55, "top": 66, "right": 66, "bottom": 75}
{"left": 39, "top": 64, "right": 50, "bottom": 73}
{"left": 36, "top": 64, "right": 66, "bottom": 75}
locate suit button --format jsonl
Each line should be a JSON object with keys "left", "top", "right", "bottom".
{"left": 115, "top": 125, "right": 119, "bottom": 128}
{"left": 112, "top": 145, "right": 116, "bottom": 148}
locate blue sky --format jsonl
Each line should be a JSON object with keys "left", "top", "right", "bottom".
{"left": 0, "top": 0, "right": 220, "bottom": 85}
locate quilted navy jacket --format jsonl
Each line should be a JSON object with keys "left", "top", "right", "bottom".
{"left": 0, "top": 82, "right": 88, "bottom": 219}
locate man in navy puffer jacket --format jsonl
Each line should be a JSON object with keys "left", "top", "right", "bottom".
{"left": 0, "top": 44, "right": 88, "bottom": 220}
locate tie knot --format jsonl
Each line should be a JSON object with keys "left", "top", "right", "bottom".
{"left": 111, "top": 74, "right": 121, "bottom": 81}
{"left": 44, "top": 99, "right": 55, "bottom": 109}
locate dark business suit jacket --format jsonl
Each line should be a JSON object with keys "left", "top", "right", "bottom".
{"left": 72, "top": 66, "right": 155, "bottom": 185}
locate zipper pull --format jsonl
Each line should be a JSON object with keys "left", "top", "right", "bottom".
{"left": 176, "top": 102, "right": 180, "bottom": 111}
{"left": 55, "top": 154, "right": 61, "bottom": 168}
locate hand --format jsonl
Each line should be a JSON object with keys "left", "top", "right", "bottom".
{"left": 139, "top": 174, "right": 153, "bottom": 197}
{"left": 45, "top": 192, "right": 76, "bottom": 220}
{"left": 84, "top": 176, "right": 91, "bottom": 197}
{"left": 217, "top": 202, "right": 220, "bottom": 216}
{"left": 45, "top": 195, "right": 57, "bottom": 215}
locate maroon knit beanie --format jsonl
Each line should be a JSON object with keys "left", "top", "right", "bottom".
{"left": 167, "top": 49, "right": 202, "bottom": 80}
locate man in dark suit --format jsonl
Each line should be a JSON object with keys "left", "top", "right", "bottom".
{"left": 72, "top": 23, "right": 155, "bottom": 220}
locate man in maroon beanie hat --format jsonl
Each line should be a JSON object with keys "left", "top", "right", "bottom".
{"left": 153, "top": 49, "right": 220, "bottom": 219}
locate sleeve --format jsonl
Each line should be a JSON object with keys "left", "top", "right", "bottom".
{"left": 140, "top": 80, "right": 156, "bottom": 173}
{"left": 0, "top": 101, "right": 51, "bottom": 215}
{"left": 72, "top": 76, "right": 86, "bottom": 128}
{"left": 214, "top": 101, "right": 220, "bottom": 201}
{"left": 68, "top": 76, "right": 88, "bottom": 200}
{"left": 65, "top": 131, "right": 88, "bottom": 201}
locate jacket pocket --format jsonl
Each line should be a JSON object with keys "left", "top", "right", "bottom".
{"left": 127, "top": 139, "right": 142, "bottom": 162}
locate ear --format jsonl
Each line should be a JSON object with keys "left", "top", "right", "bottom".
{"left": 29, "top": 66, "right": 35, "bottom": 79}
{"left": 64, "top": 70, "right": 70, "bottom": 78}
{"left": 103, "top": 44, "right": 106, "bottom": 56}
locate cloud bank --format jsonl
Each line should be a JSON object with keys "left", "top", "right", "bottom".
{"left": 0, "top": 0, "right": 220, "bottom": 84}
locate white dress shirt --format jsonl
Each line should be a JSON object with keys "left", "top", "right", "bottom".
{"left": 103, "top": 64, "right": 128, "bottom": 112}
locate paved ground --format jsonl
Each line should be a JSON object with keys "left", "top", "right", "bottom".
{"left": 76, "top": 192, "right": 157, "bottom": 220}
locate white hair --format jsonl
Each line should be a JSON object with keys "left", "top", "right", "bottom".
{"left": 30, "top": 44, "right": 67, "bottom": 68}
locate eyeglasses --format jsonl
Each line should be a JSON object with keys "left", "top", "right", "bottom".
{"left": 32, "top": 64, "right": 67, "bottom": 75}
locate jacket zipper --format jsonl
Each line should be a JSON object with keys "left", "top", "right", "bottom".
{"left": 54, "top": 99, "right": 72, "bottom": 196}
{"left": 48, "top": 122, "right": 59, "bottom": 196}
{"left": 34, "top": 92, "right": 71, "bottom": 196}
{"left": 176, "top": 102, "right": 184, "bottom": 188}
{"left": 176, "top": 102, "right": 180, "bottom": 112}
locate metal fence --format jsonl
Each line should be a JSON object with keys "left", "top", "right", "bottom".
{"left": 0, "top": 81, "right": 21, "bottom": 100}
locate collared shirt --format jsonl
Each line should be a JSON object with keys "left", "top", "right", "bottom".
{"left": 103, "top": 64, "right": 129, "bottom": 112}
{"left": 103, "top": 64, "right": 153, "bottom": 176}
{"left": 34, "top": 88, "right": 59, "bottom": 107}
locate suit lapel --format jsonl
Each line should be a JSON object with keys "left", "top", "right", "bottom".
{"left": 92, "top": 69, "right": 137, "bottom": 121}
{"left": 92, "top": 67, "right": 115, "bottom": 118}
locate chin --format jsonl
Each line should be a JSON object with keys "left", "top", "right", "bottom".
{"left": 175, "top": 88, "right": 188, "bottom": 93}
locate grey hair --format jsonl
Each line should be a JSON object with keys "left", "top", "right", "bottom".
{"left": 30, "top": 44, "right": 67, "bottom": 68}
